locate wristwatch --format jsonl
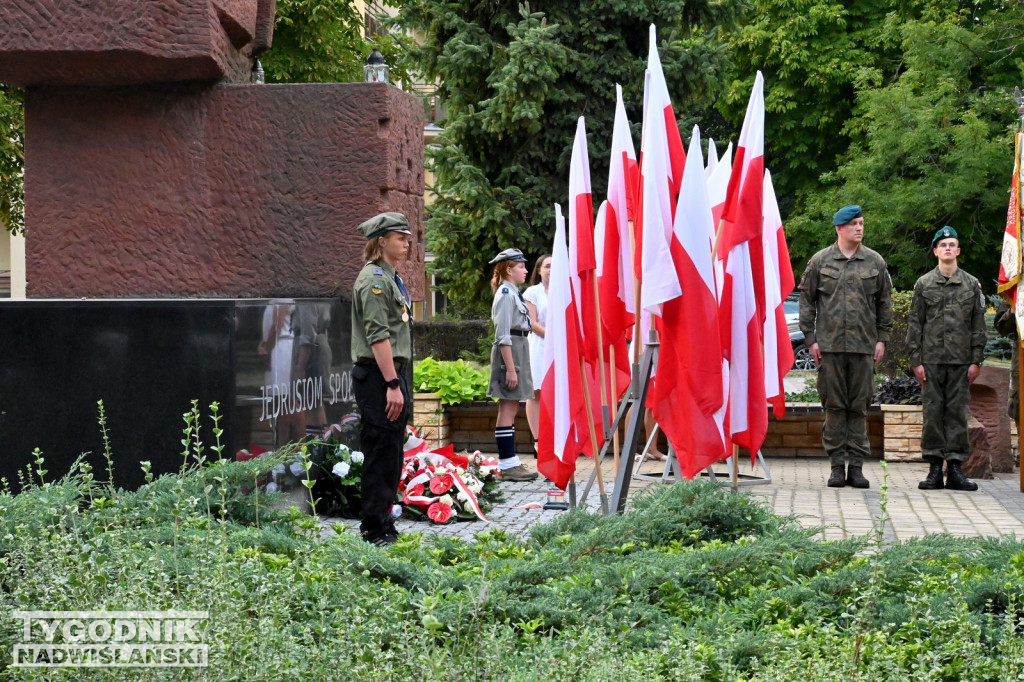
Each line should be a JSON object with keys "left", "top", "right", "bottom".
{"left": 385, "top": 377, "right": 401, "bottom": 389}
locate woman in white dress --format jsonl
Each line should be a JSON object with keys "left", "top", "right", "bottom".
{"left": 522, "top": 255, "right": 551, "bottom": 452}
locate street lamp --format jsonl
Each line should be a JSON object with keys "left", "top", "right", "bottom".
{"left": 364, "top": 50, "right": 389, "bottom": 84}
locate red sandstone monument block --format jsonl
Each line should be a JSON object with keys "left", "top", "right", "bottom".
{"left": 25, "top": 83, "right": 425, "bottom": 299}
{"left": 0, "top": 0, "right": 275, "bottom": 86}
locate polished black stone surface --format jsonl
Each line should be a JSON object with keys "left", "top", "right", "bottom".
{"left": 0, "top": 298, "right": 361, "bottom": 491}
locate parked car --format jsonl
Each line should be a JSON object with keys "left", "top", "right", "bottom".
{"left": 783, "top": 296, "right": 816, "bottom": 371}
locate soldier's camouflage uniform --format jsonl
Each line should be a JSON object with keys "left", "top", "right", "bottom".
{"left": 907, "top": 268, "right": 986, "bottom": 462}
{"left": 799, "top": 243, "right": 893, "bottom": 466}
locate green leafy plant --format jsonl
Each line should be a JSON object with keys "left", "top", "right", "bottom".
{"left": 413, "top": 357, "right": 492, "bottom": 404}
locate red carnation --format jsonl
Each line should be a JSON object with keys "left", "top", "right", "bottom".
{"left": 429, "top": 473, "right": 454, "bottom": 495}
{"left": 427, "top": 501, "right": 453, "bottom": 524}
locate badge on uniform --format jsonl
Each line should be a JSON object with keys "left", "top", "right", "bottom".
{"left": 373, "top": 266, "right": 384, "bottom": 275}
{"left": 371, "top": 283, "right": 383, "bottom": 295}
{"left": 501, "top": 287, "right": 508, "bottom": 294}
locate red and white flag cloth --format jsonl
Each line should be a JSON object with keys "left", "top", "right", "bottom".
{"left": 998, "top": 132, "right": 1024, "bottom": 335}
{"left": 637, "top": 27, "right": 684, "bottom": 316}
{"left": 568, "top": 116, "right": 599, "bottom": 364}
{"left": 721, "top": 240, "right": 768, "bottom": 461}
{"left": 653, "top": 127, "right": 728, "bottom": 478}
{"left": 762, "top": 169, "right": 795, "bottom": 418}
{"left": 600, "top": 84, "right": 638, "bottom": 340}
{"left": 708, "top": 142, "right": 733, "bottom": 228}
{"left": 718, "top": 72, "right": 766, "bottom": 318}
{"left": 538, "top": 204, "right": 592, "bottom": 490}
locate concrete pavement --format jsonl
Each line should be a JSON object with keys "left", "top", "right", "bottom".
{"left": 326, "top": 455, "right": 1024, "bottom": 545}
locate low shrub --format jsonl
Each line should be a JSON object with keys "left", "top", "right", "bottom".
{"left": 413, "top": 357, "right": 491, "bottom": 404}
{"left": 3, "top": 409, "right": 1024, "bottom": 680}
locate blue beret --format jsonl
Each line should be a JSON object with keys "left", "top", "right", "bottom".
{"left": 832, "top": 205, "right": 863, "bottom": 226}
{"left": 932, "top": 226, "right": 958, "bottom": 247}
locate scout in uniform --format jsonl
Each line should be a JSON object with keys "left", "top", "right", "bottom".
{"left": 799, "top": 205, "right": 893, "bottom": 488}
{"left": 350, "top": 212, "right": 413, "bottom": 545}
{"left": 487, "top": 248, "right": 538, "bottom": 482}
{"left": 907, "top": 226, "right": 986, "bottom": 491}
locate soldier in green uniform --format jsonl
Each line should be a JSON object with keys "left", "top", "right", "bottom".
{"left": 799, "top": 205, "right": 893, "bottom": 488}
{"left": 907, "top": 226, "right": 986, "bottom": 492}
{"left": 351, "top": 212, "right": 413, "bottom": 545}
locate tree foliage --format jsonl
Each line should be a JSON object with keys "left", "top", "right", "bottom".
{"left": 391, "top": 0, "right": 739, "bottom": 316}
{"left": 0, "top": 84, "right": 24, "bottom": 235}
{"left": 786, "top": 5, "right": 1023, "bottom": 288}
{"left": 725, "top": 1, "right": 1024, "bottom": 289}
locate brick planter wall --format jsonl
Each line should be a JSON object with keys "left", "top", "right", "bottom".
{"left": 762, "top": 404, "right": 883, "bottom": 458}
{"left": 411, "top": 393, "right": 451, "bottom": 450}
{"left": 445, "top": 401, "right": 533, "bottom": 454}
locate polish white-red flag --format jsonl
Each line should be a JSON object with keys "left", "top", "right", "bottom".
{"left": 568, "top": 116, "right": 599, "bottom": 365}
{"left": 599, "top": 84, "right": 638, "bottom": 341}
{"left": 653, "top": 127, "right": 728, "bottom": 478}
{"left": 762, "top": 169, "right": 795, "bottom": 418}
{"left": 538, "top": 204, "right": 591, "bottom": 490}
{"left": 708, "top": 142, "right": 733, "bottom": 228}
{"left": 637, "top": 27, "right": 683, "bottom": 316}
{"left": 721, "top": 241, "right": 768, "bottom": 460}
{"left": 718, "top": 72, "right": 766, "bottom": 317}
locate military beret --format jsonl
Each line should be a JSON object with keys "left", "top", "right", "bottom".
{"left": 832, "top": 205, "right": 863, "bottom": 226}
{"left": 489, "top": 248, "right": 527, "bottom": 265}
{"left": 357, "top": 212, "right": 411, "bottom": 239}
{"left": 931, "top": 226, "right": 959, "bottom": 247}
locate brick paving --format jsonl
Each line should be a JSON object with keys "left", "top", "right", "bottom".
{"left": 323, "top": 454, "right": 1024, "bottom": 545}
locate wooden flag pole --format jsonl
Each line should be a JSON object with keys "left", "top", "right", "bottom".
{"left": 1019, "top": 336, "right": 1024, "bottom": 492}
{"left": 590, "top": 274, "right": 611, "bottom": 441}
{"left": 580, "top": 355, "right": 608, "bottom": 513}
{"left": 610, "top": 344, "right": 621, "bottom": 472}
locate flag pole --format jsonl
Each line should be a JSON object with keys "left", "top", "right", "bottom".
{"left": 580, "top": 355, "right": 609, "bottom": 513}
{"left": 609, "top": 344, "right": 621, "bottom": 472}
{"left": 591, "top": 275, "right": 611, "bottom": 441}
{"left": 1017, "top": 94, "right": 1024, "bottom": 493}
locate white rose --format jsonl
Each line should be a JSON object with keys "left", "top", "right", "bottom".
{"left": 470, "top": 482, "right": 483, "bottom": 495}
{"left": 289, "top": 462, "right": 305, "bottom": 477}
{"left": 456, "top": 491, "right": 469, "bottom": 503}
{"left": 350, "top": 451, "right": 364, "bottom": 464}
{"left": 438, "top": 494, "right": 454, "bottom": 507}
{"left": 332, "top": 461, "right": 350, "bottom": 478}
{"left": 265, "top": 482, "right": 279, "bottom": 494}
{"left": 272, "top": 464, "right": 286, "bottom": 475}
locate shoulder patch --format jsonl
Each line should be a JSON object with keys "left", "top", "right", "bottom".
{"left": 501, "top": 287, "right": 509, "bottom": 294}
{"left": 370, "top": 283, "right": 383, "bottom": 295}
{"left": 373, "top": 266, "right": 384, "bottom": 275}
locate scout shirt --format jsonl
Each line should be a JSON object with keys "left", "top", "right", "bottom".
{"left": 798, "top": 243, "right": 893, "bottom": 354}
{"left": 906, "top": 267, "right": 986, "bottom": 367}
{"left": 491, "top": 279, "right": 531, "bottom": 345}
{"left": 351, "top": 259, "right": 411, "bottom": 365}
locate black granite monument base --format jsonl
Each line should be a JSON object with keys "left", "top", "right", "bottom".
{"left": 0, "top": 299, "right": 359, "bottom": 492}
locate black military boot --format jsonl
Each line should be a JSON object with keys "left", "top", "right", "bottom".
{"left": 918, "top": 459, "right": 944, "bottom": 490}
{"left": 945, "top": 460, "right": 978, "bottom": 491}
{"left": 827, "top": 464, "right": 846, "bottom": 488}
{"left": 846, "top": 465, "right": 870, "bottom": 489}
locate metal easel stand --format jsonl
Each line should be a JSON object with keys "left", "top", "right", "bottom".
{"left": 578, "top": 340, "right": 658, "bottom": 513}
{"left": 701, "top": 450, "right": 773, "bottom": 487}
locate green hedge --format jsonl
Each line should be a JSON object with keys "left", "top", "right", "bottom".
{"left": 414, "top": 319, "right": 492, "bottom": 361}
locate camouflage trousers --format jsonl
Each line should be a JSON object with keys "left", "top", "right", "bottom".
{"left": 921, "top": 363, "right": 970, "bottom": 463}
{"left": 818, "top": 353, "right": 874, "bottom": 466}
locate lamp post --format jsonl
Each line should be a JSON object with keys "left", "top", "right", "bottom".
{"left": 364, "top": 50, "right": 389, "bottom": 84}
